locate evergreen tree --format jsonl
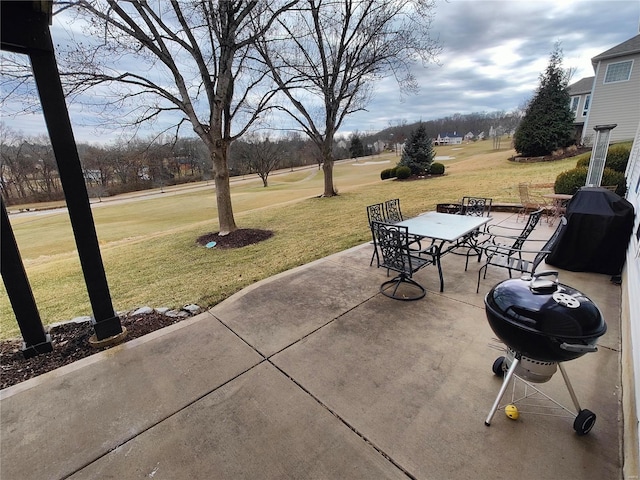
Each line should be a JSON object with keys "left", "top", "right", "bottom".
{"left": 398, "top": 124, "right": 435, "bottom": 175}
{"left": 349, "top": 133, "right": 365, "bottom": 158}
{"left": 514, "top": 44, "right": 575, "bottom": 157}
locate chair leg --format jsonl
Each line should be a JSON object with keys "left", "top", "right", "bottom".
{"left": 464, "top": 246, "right": 482, "bottom": 271}
{"left": 477, "top": 263, "right": 489, "bottom": 293}
{"left": 369, "top": 245, "right": 379, "bottom": 267}
{"left": 380, "top": 274, "right": 426, "bottom": 301}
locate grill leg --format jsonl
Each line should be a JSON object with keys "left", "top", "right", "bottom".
{"left": 558, "top": 363, "right": 582, "bottom": 413}
{"left": 485, "top": 357, "right": 519, "bottom": 426}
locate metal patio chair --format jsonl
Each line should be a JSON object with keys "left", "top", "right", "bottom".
{"left": 449, "top": 196, "right": 493, "bottom": 270}
{"left": 371, "top": 221, "right": 434, "bottom": 301}
{"left": 366, "top": 202, "right": 386, "bottom": 266}
{"left": 383, "top": 198, "right": 434, "bottom": 254}
{"left": 476, "top": 209, "right": 556, "bottom": 292}
{"left": 517, "top": 183, "right": 549, "bottom": 222}
{"left": 459, "top": 196, "right": 493, "bottom": 217}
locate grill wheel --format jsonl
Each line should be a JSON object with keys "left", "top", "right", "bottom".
{"left": 574, "top": 409, "right": 596, "bottom": 435}
{"left": 492, "top": 356, "right": 506, "bottom": 377}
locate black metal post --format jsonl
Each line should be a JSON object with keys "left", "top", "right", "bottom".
{"left": 0, "top": 198, "right": 53, "bottom": 358}
{"left": 27, "top": 25, "right": 123, "bottom": 340}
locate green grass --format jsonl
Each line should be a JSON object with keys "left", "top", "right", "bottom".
{"left": 1, "top": 140, "right": 580, "bottom": 339}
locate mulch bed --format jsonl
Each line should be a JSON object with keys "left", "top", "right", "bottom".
{"left": 196, "top": 228, "right": 273, "bottom": 248}
{"left": 0, "top": 312, "right": 185, "bottom": 390}
{"left": 1, "top": 229, "right": 275, "bottom": 390}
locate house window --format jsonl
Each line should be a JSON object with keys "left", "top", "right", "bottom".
{"left": 570, "top": 96, "right": 580, "bottom": 113}
{"left": 604, "top": 60, "right": 633, "bottom": 83}
{"left": 582, "top": 94, "right": 590, "bottom": 116}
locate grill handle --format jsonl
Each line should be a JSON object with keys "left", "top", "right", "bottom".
{"left": 530, "top": 271, "right": 559, "bottom": 294}
{"left": 559, "top": 343, "right": 598, "bottom": 353}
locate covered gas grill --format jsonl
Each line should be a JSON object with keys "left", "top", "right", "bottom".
{"left": 483, "top": 271, "right": 607, "bottom": 435}
{"left": 546, "top": 186, "right": 634, "bottom": 276}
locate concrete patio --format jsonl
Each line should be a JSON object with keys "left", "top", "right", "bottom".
{"left": 0, "top": 212, "right": 623, "bottom": 479}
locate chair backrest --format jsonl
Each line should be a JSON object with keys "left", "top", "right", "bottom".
{"left": 518, "top": 183, "right": 533, "bottom": 206}
{"left": 461, "top": 196, "right": 492, "bottom": 216}
{"left": 511, "top": 208, "right": 544, "bottom": 250}
{"left": 366, "top": 203, "right": 385, "bottom": 226}
{"left": 532, "top": 216, "right": 567, "bottom": 272}
{"left": 371, "top": 221, "right": 414, "bottom": 275}
{"left": 384, "top": 198, "right": 404, "bottom": 223}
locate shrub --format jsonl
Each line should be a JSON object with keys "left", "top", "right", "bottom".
{"left": 430, "top": 162, "right": 445, "bottom": 175}
{"left": 380, "top": 169, "right": 392, "bottom": 180}
{"left": 602, "top": 169, "right": 627, "bottom": 196}
{"left": 389, "top": 167, "right": 398, "bottom": 178}
{"left": 555, "top": 166, "right": 626, "bottom": 196}
{"left": 575, "top": 143, "right": 631, "bottom": 172}
{"left": 575, "top": 154, "right": 590, "bottom": 168}
{"left": 555, "top": 166, "right": 588, "bottom": 195}
{"left": 605, "top": 144, "right": 631, "bottom": 173}
{"left": 396, "top": 166, "right": 412, "bottom": 179}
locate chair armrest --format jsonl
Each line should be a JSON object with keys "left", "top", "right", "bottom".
{"left": 485, "top": 224, "right": 526, "bottom": 235}
{"left": 484, "top": 243, "right": 551, "bottom": 257}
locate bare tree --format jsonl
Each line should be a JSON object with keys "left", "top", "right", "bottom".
{"left": 56, "top": 0, "right": 296, "bottom": 234}
{"left": 256, "top": 0, "right": 440, "bottom": 197}
{"left": 79, "top": 144, "right": 114, "bottom": 188}
{"left": 235, "top": 133, "right": 282, "bottom": 187}
{"left": 25, "top": 137, "right": 62, "bottom": 199}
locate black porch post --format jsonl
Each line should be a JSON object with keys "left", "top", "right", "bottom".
{"left": 0, "top": 198, "right": 53, "bottom": 358}
{"left": 27, "top": 27, "right": 123, "bottom": 340}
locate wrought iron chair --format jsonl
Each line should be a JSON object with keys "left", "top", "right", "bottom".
{"left": 476, "top": 209, "right": 555, "bottom": 292}
{"left": 366, "top": 203, "right": 386, "bottom": 266}
{"left": 383, "top": 198, "right": 433, "bottom": 254}
{"left": 459, "top": 196, "right": 492, "bottom": 217}
{"left": 383, "top": 198, "right": 405, "bottom": 223}
{"left": 371, "top": 221, "right": 433, "bottom": 300}
{"left": 517, "top": 183, "right": 548, "bottom": 222}
{"left": 449, "top": 196, "right": 493, "bottom": 270}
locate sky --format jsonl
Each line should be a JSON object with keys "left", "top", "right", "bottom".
{"left": 2, "top": 0, "right": 639, "bottom": 144}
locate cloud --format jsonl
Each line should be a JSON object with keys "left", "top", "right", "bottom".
{"left": 3, "top": 0, "right": 639, "bottom": 143}
{"left": 342, "top": 0, "right": 640, "bottom": 134}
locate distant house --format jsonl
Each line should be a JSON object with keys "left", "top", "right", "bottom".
{"left": 567, "top": 76, "right": 594, "bottom": 143}
{"left": 571, "top": 33, "right": 640, "bottom": 145}
{"left": 372, "top": 139, "right": 386, "bottom": 153}
{"left": 434, "top": 132, "right": 463, "bottom": 145}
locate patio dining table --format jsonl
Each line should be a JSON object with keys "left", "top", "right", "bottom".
{"left": 543, "top": 193, "right": 573, "bottom": 226}
{"left": 395, "top": 212, "right": 492, "bottom": 292}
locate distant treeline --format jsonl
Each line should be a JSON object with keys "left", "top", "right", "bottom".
{"left": 1, "top": 111, "right": 521, "bottom": 205}
{"left": 364, "top": 110, "right": 523, "bottom": 146}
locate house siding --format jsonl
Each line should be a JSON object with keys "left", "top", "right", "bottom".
{"left": 623, "top": 122, "right": 640, "bottom": 478}
{"left": 584, "top": 53, "right": 640, "bottom": 145}
{"left": 569, "top": 77, "right": 595, "bottom": 125}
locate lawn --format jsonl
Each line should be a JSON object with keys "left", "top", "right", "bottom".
{"left": 0, "top": 140, "right": 581, "bottom": 339}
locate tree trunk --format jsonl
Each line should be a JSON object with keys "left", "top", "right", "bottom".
{"left": 210, "top": 145, "right": 237, "bottom": 235}
{"left": 321, "top": 138, "right": 336, "bottom": 197}
{"left": 322, "top": 159, "right": 336, "bottom": 197}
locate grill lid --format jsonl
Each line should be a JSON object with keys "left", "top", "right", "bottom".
{"left": 485, "top": 272, "right": 606, "bottom": 340}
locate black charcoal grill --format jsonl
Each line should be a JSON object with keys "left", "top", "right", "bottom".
{"left": 483, "top": 271, "right": 607, "bottom": 435}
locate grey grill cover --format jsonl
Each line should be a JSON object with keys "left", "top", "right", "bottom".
{"left": 546, "top": 187, "right": 634, "bottom": 275}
